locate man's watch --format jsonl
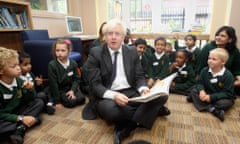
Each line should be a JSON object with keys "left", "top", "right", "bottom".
{"left": 17, "top": 115, "right": 24, "bottom": 122}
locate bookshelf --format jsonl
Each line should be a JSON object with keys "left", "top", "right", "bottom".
{"left": 0, "top": 0, "right": 33, "bottom": 51}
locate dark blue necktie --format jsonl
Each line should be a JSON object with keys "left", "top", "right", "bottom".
{"left": 109, "top": 51, "right": 119, "bottom": 88}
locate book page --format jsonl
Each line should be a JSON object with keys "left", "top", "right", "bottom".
{"left": 129, "top": 72, "right": 177, "bottom": 103}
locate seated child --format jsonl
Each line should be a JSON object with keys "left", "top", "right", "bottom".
{"left": 169, "top": 49, "right": 196, "bottom": 95}
{"left": 145, "top": 36, "right": 170, "bottom": 88}
{"left": 174, "top": 34, "right": 200, "bottom": 73}
{"left": 18, "top": 51, "right": 55, "bottom": 115}
{"left": 133, "top": 38, "right": 149, "bottom": 72}
{"left": 187, "top": 48, "right": 235, "bottom": 121}
{"left": 165, "top": 42, "right": 175, "bottom": 63}
{"left": 0, "top": 47, "right": 44, "bottom": 144}
{"left": 48, "top": 39, "right": 85, "bottom": 108}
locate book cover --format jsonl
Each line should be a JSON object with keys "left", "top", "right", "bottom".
{"left": 1, "top": 7, "right": 17, "bottom": 28}
{"left": 129, "top": 72, "right": 178, "bottom": 103}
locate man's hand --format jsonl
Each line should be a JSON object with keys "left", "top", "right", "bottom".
{"left": 114, "top": 92, "right": 129, "bottom": 107}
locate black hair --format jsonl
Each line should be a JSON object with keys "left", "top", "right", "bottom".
{"left": 154, "top": 36, "right": 166, "bottom": 46}
{"left": 18, "top": 51, "right": 31, "bottom": 64}
{"left": 213, "top": 25, "right": 237, "bottom": 52}
{"left": 184, "top": 34, "right": 197, "bottom": 42}
{"left": 176, "top": 49, "right": 190, "bottom": 59}
{"left": 134, "top": 38, "right": 147, "bottom": 46}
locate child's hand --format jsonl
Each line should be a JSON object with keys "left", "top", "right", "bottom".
{"left": 35, "top": 75, "right": 43, "bottom": 86}
{"left": 55, "top": 103, "right": 64, "bottom": 108}
{"left": 147, "top": 78, "right": 154, "bottom": 88}
{"left": 22, "top": 116, "right": 37, "bottom": 127}
{"left": 22, "top": 80, "right": 34, "bottom": 90}
{"left": 66, "top": 90, "right": 76, "bottom": 100}
{"left": 170, "top": 62, "right": 178, "bottom": 71}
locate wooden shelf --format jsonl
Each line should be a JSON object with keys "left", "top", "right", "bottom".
{"left": 0, "top": 0, "right": 33, "bottom": 51}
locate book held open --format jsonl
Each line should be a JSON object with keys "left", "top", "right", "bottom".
{"left": 129, "top": 72, "right": 178, "bottom": 103}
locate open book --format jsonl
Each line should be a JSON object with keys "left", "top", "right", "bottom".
{"left": 129, "top": 72, "right": 178, "bottom": 103}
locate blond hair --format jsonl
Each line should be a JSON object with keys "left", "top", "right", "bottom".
{"left": 102, "top": 18, "right": 126, "bottom": 36}
{"left": 210, "top": 48, "right": 229, "bottom": 63}
{"left": 0, "top": 47, "right": 18, "bottom": 71}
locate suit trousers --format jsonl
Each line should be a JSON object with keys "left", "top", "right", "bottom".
{"left": 96, "top": 88, "right": 168, "bottom": 129}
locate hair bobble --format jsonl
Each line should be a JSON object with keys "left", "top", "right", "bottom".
{"left": 64, "top": 39, "right": 71, "bottom": 45}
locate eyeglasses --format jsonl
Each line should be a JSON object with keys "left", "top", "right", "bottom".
{"left": 107, "top": 31, "right": 122, "bottom": 37}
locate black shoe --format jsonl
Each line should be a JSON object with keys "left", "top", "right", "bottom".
{"left": 213, "top": 109, "right": 225, "bottom": 121}
{"left": 34, "top": 116, "right": 42, "bottom": 126}
{"left": 114, "top": 125, "right": 136, "bottom": 144}
{"left": 45, "top": 105, "right": 55, "bottom": 115}
{"left": 158, "top": 106, "right": 171, "bottom": 116}
{"left": 10, "top": 134, "right": 23, "bottom": 144}
{"left": 10, "top": 124, "right": 26, "bottom": 144}
{"left": 186, "top": 96, "right": 193, "bottom": 103}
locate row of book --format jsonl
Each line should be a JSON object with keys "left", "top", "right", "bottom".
{"left": 0, "top": 7, "right": 28, "bottom": 29}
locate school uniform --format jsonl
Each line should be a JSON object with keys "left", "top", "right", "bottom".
{"left": 190, "top": 67, "right": 235, "bottom": 112}
{"left": 170, "top": 63, "right": 196, "bottom": 95}
{"left": 175, "top": 41, "right": 201, "bottom": 73}
{"left": 0, "top": 78, "right": 44, "bottom": 136}
{"left": 48, "top": 59, "right": 85, "bottom": 108}
{"left": 146, "top": 52, "right": 170, "bottom": 80}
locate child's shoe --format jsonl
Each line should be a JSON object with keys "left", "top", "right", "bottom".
{"left": 213, "top": 109, "right": 224, "bottom": 121}
{"left": 45, "top": 102, "right": 55, "bottom": 115}
{"left": 10, "top": 124, "right": 26, "bottom": 144}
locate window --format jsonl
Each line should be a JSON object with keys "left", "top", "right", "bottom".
{"left": 108, "top": 0, "right": 212, "bottom": 34}
{"left": 21, "top": 0, "right": 68, "bottom": 14}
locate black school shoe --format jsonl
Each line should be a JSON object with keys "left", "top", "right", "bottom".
{"left": 213, "top": 109, "right": 225, "bottom": 121}
{"left": 158, "top": 106, "right": 171, "bottom": 116}
{"left": 186, "top": 96, "right": 193, "bottom": 103}
{"left": 10, "top": 124, "right": 26, "bottom": 144}
{"left": 208, "top": 106, "right": 224, "bottom": 121}
{"left": 45, "top": 105, "right": 56, "bottom": 115}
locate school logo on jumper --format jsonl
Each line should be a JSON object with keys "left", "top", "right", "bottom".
{"left": 218, "top": 82, "right": 224, "bottom": 88}
{"left": 17, "top": 89, "right": 22, "bottom": 98}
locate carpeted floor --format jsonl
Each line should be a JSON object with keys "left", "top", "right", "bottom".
{"left": 3, "top": 94, "right": 240, "bottom": 144}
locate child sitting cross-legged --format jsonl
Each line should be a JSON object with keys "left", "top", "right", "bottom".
{"left": 187, "top": 48, "right": 235, "bottom": 121}
{"left": 169, "top": 49, "right": 196, "bottom": 95}
{"left": 0, "top": 47, "right": 44, "bottom": 144}
{"left": 18, "top": 51, "right": 55, "bottom": 115}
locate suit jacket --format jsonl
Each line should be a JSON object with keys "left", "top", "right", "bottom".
{"left": 87, "top": 43, "right": 147, "bottom": 98}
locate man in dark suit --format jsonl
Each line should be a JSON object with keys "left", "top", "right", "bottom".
{"left": 83, "top": 19, "right": 170, "bottom": 144}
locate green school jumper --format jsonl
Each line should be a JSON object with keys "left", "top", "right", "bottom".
{"left": 48, "top": 59, "right": 81, "bottom": 104}
{"left": 146, "top": 53, "right": 170, "bottom": 80}
{"left": 196, "top": 67, "right": 235, "bottom": 102}
{"left": 197, "top": 43, "right": 240, "bottom": 76}
{"left": 175, "top": 41, "right": 201, "bottom": 73}
{"left": 171, "top": 64, "right": 196, "bottom": 91}
{"left": 0, "top": 78, "right": 35, "bottom": 122}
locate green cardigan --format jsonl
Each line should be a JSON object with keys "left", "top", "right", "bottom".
{"left": 197, "top": 43, "right": 240, "bottom": 76}
{"left": 196, "top": 67, "right": 235, "bottom": 102}
{"left": 145, "top": 53, "right": 170, "bottom": 80}
{"left": 170, "top": 64, "right": 196, "bottom": 91}
{"left": 48, "top": 59, "right": 80, "bottom": 104}
{"left": 0, "top": 78, "right": 35, "bottom": 122}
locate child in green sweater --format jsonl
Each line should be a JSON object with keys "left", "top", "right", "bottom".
{"left": 174, "top": 34, "right": 200, "bottom": 74}
{"left": 145, "top": 36, "right": 170, "bottom": 88}
{"left": 0, "top": 47, "right": 44, "bottom": 144}
{"left": 169, "top": 49, "right": 196, "bottom": 95}
{"left": 48, "top": 39, "right": 85, "bottom": 108}
{"left": 18, "top": 51, "right": 55, "bottom": 115}
{"left": 187, "top": 48, "right": 235, "bottom": 121}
